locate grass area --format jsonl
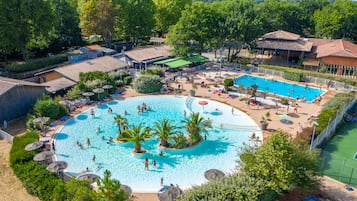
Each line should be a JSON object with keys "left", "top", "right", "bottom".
{"left": 321, "top": 112, "right": 357, "bottom": 187}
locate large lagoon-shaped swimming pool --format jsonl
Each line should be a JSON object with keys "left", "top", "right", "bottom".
{"left": 55, "top": 96, "right": 261, "bottom": 192}
{"left": 234, "top": 74, "right": 326, "bottom": 102}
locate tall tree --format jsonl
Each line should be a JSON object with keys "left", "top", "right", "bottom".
{"left": 298, "top": 0, "right": 330, "bottom": 36}
{"left": 167, "top": 2, "right": 217, "bottom": 56}
{"left": 257, "top": 0, "right": 304, "bottom": 35}
{"left": 314, "top": 0, "right": 357, "bottom": 42}
{"left": 50, "top": 0, "right": 83, "bottom": 51}
{"left": 153, "top": 0, "right": 191, "bottom": 36}
{"left": 239, "top": 131, "right": 321, "bottom": 194}
{"left": 96, "top": 169, "right": 128, "bottom": 201}
{"left": 0, "top": 0, "right": 56, "bottom": 60}
{"left": 115, "top": 0, "right": 156, "bottom": 43}
{"left": 217, "top": 0, "right": 263, "bottom": 61}
{"left": 79, "top": 0, "right": 117, "bottom": 46}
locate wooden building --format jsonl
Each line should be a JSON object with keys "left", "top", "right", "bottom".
{"left": 0, "top": 77, "right": 46, "bottom": 122}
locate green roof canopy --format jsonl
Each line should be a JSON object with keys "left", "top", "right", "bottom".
{"left": 185, "top": 55, "right": 208, "bottom": 63}
{"left": 165, "top": 59, "right": 192, "bottom": 68}
{"left": 154, "top": 55, "right": 207, "bottom": 68}
{"left": 154, "top": 58, "right": 179, "bottom": 65}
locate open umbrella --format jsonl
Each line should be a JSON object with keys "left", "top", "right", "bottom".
{"left": 93, "top": 88, "right": 104, "bottom": 100}
{"left": 33, "top": 151, "right": 54, "bottom": 162}
{"left": 198, "top": 100, "right": 208, "bottom": 112}
{"left": 83, "top": 92, "right": 94, "bottom": 97}
{"left": 25, "top": 141, "right": 44, "bottom": 151}
{"left": 102, "top": 85, "right": 113, "bottom": 94}
{"left": 46, "top": 161, "right": 68, "bottom": 173}
{"left": 76, "top": 173, "right": 99, "bottom": 183}
{"left": 204, "top": 169, "right": 225, "bottom": 181}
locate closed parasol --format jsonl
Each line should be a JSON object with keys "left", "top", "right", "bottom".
{"left": 46, "top": 161, "right": 68, "bottom": 173}
{"left": 25, "top": 141, "right": 44, "bottom": 151}
{"left": 33, "top": 151, "right": 54, "bottom": 161}
{"left": 204, "top": 169, "right": 225, "bottom": 181}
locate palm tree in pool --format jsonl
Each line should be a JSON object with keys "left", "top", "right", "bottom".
{"left": 97, "top": 169, "right": 128, "bottom": 201}
{"left": 182, "top": 112, "right": 212, "bottom": 144}
{"left": 114, "top": 114, "right": 128, "bottom": 137}
{"left": 119, "top": 124, "right": 152, "bottom": 153}
{"left": 153, "top": 119, "right": 179, "bottom": 147}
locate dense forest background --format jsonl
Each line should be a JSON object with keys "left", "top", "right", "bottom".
{"left": 0, "top": 0, "right": 356, "bottom": 61}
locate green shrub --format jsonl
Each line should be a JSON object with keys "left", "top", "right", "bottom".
{"left": 33, "top": 99, "right": 67, "bottom": 120}
{"left": 140, "top": 68, "right": 164, "bottom": 77}
{"left": 10, "top": 131, "right": 97, "bottom": 201}
{"left": 179, "top": 173, "right": 276, "bottom": 201}
{"left": 67, "top": 85, "right": 84, "bottom": 100}
{"left": 123, "top": 76, "right": 132, "bottom": 85}
{"left": 319, "top": 65, "right": 327, "bottom": 73}
{"left": 172, "top": 133, "right": 188, "bottom": 149}
{"left": 133, "top": 75, "right": 162, "bottom": 93}
{"left": 316, "top": 109, "right": 337, "bottom": 133}
{"left": 322, "top": 92, "right": 355, "bottom": 111}
{"left": 115, "top": 80, "right": 124, "bottom": 87}
{"left": 283, "top": 71, "right": 303, "bottom": 82}
{"left": 223, "top": 78, "right": 234, "bottom": 90}
{"left": 5, "top": 54, "right": 70, "bottom": 73}
{"left": 109, "top": 70, "right": 129, "bottom": 80}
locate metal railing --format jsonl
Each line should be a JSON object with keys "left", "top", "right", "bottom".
{"left": 0, "top": 129, "right": 14, "bottom": 143}
{"left": 251, "top": 66, "right": 357, "bottom": 92}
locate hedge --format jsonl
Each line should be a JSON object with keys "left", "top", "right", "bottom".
{"left": 5, "top": 54, "right": 71, "bottom": 73}
{"left": 283, "top": 71, "right": 303, "bottom": 82}
{"left": 259, "top": 64, "right": 357, "bottom": 86}
{"left": 10, "top": 131, "right": 97, "bottom": 201}
{"left": 316, "top": 92, "right": 355, "bottom": 133}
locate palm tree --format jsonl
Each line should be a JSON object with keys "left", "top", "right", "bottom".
{"left": 153, "top": 119, "right": 178, "bottom": 147}
{"left": 114, "top": 114, "right": 128, "bottom": 136}
{"left": 97, "top": 169, "right": 128, "bottom": 201}
{"left": 182, "top": 113, "right": 212, "bottom": 144}
{"left": 119, "top": 124, "right": 152, "bottom": 153}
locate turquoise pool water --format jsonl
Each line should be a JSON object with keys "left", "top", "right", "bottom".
{"left": 234, "top": 75, "right": 326, "bottom": 102}
{"left": 55, "top": 96, "right": 261, "bottom": 192}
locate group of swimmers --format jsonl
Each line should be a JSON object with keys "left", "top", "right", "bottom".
{"left": 144, "top": 157, "right": 157, "bottom": 170}
{"left": 137, "top": 102, "right": 151, "bottom": 113}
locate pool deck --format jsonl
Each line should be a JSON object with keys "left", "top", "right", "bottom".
{"left": 40, "top": 70, "right": 340, "bottom": 201}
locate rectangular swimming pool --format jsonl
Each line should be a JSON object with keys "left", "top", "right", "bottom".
{"left": 234, "top": 74, "right": 326, "bottom": 102}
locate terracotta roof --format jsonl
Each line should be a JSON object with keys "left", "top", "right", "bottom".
{"left": 85, "top": 45, "right": 102, "bottom": 50}
{"left": 124, "top": 45, "right": 172, "bottom": 62}
{"left": 55, "top": 56, "right": 127, "bottom": 82}
{"left": 262, "top": 30, "right": 300, "bottom": 41}
{"left": 41, "top": 77, "right": 76, "bottom": 93}
{"left": 0, "top": 77, "right": 45, "bottom": 95}
{"left": 256, "top": 38, "right": 313, "bottom": 52}
{"left": 316, "top": 39, "right": 357, "bottom": 59}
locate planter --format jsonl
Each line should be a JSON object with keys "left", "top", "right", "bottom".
{"left": 260, "top": 121, "right": 269, "bottom": 130}
{"left": 190, "top": 90, "right": 196, "bottom": 97}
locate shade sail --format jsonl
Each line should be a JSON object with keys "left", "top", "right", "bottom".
{"left": 154, "top": 58, "right": 179, "bottom": 65}
{"left": 165, "top": 59, "right": 192, "bottom": 68}
{"left": 185, "top": 55, "right": 208, "bottom": 63}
